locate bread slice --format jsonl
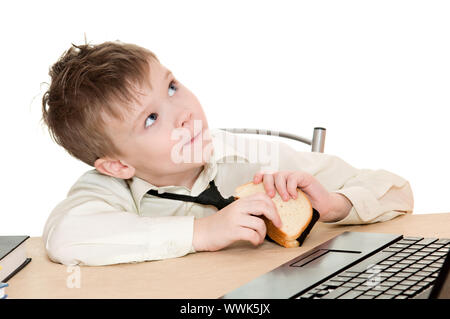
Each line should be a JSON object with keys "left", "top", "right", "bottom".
{"left": 234, "top": 182, "right": 320, "bottom": 248}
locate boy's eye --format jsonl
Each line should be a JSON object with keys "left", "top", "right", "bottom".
{"left": 144, "top": 113, "right": 158, "bottom": 128}
{"left": 144, "top": 80, "right": 178, "bottom": 129}
{"left": 168, "top": 80, "right": 177, "bottom": 97}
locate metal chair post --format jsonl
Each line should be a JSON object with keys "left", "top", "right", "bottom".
{"left": 219, "top": 127, "right": 326, "bottom": 153}
{"left": 311, "top": 127, "right": 326, "bottom": 153}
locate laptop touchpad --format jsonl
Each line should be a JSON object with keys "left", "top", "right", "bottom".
{"left": 291, "top": 249, "right": 361, "bottom": 268}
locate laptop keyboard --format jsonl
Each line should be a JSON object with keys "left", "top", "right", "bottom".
{"left": 296, "top": 236, "right": 450, "bottom": 299}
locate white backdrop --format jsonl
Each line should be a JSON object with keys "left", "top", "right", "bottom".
{"left": 1, "top": 0, "right": 449, "bottom": 236}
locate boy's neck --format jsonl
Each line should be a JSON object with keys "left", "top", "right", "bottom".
{"left": 141, "top": 165, "right": 205, "bottom": 191}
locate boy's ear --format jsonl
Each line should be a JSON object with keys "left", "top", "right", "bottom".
{"left": 94, "top": 157, "right": 135, "bottom": 179}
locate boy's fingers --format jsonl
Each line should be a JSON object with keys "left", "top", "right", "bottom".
{"left": 239, "top": 215, "right": 267, "bottom": 244}
{"left": 262, "top": 174, "right": 275, "bottom": 197}
{"left": 292, "top": 171, "right": 313, "bottom": 189}
{"left": 238, "top": 227, "right": 261, "bottom": 246}
{"left": 287, "top": 174, "right": 298, "bottom": 199}
{"left": 274, "top": 173, "right": 289, "bottom": 201}
{"left": 253, "top": 173, "right": 263, "bottom": 184}
{"left": 244, "top": 195, "right": 282, "bottom": 228}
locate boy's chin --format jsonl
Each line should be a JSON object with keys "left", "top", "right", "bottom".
{"left": 181, "top": 159, "right": 208, "bottom": 169}
{"left": 175, "top": 144, "right": 214, "bottom": 166}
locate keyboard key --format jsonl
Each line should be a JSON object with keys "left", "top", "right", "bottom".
{"left": 428, "top": 244, "right": 445, "bottom": 249}
{"left": 323, "top": 280, "right": 342, "bottom": 288}
{"left": 332, "top": 276, "right": 349, "bottom": 282}
{"left": 401, "top": 280, "right": 417, "bottom": 287}
{"left": 386, "top": 256, "right": 404, "bottom": 262}
{"left": 315, "top": 284, "right": 330, "bottom": 290}
{"left": 296, "top": 292, "right": 314, "bottom": 299}
{"left": 413, "top": 252, "right": 428, "bottom": 257}
{"left": 359, "top": 273, "right": 375, "bottom": 279}
{"left": 342, "top": 282, "right": 359, "bottom": 288}
{"left": 356, "top": 295, "right": 373, "bottom": 299}
{"left": 383, "top": 248, "right": 402, "bottom": 253}
{"left": 407, "top": 255, "right": 422, "bottom": 260}
{"left": 409, "top": 275, "right": 426, "bottom": 281}
{"left": 321, "top": 287, "right": 351, "bottom": 299}
{"left": 380, "top": 281, "right": 397, "bottom": 288}
{"left": 384, "top": 289, "right": 403, "bottom": 296}
{"left": 431, "top": 251, "right": 448, "bottom": 257}
{"left": 378, "top": 272, "right": 392, "bottom": 278}
{"left": 403, "top": 289, "right": 418, "bottom": 297}
{"left": 394, "top": 295, "right": 408, "bottom": 299}
{"left": 394, "top": 272, "right": 411, "bottom": 278}
{"left": 416, "top": 270, "right": 432, "bottom": 276}
{"left": 309, "top": 288, "right": 321, "bottom": 295}
{"left": 340, "top": 271, "right": 359, "bottom": 278}
{"left": 338, "top": 290, "right": 363, "bottom": 299}
{"left": 424, "top": 255, "right": 440, "bottom": 261}
{"left": 354, "top": 285, "right": 371, "bottom": 292}
{"left": 375, "top": 264, "right": 389, "bottom": 270}
{"left": 376, "top": 294, "right": 395, "bottom": 299}
{"left": 316, "top": 290, "right": 330, "bottom": 297}
{"left": 348, "top": 278, "right": 366, "bottom": 284}
{"left": 407, "top": 285, "right": 422, "bottom": 292}
{"left": 390, "top": 243, "right": 409, "bottom": 249}
{"left": 386, "top": 276, "right": 403, "bottom": 282}
{"left": 403, "top": 236, "right": 423, "bottom": 241}
{"left": 416, "top": 238, "right": 437, "bottom": 246}
{"left": 373, "top": 285, "right": 389, "bottom": 292}
{"left": 430, "top": 261, "right": 444, "bottom": 269}
{"left": 362, "top": 290, "right": 382, "bottom": 297}
{"left": 425, "top": 266, "right": 440, "bottom": 272}
{"left": 384, "top": 268, "right": 400, "bottom": 273}
{"left": 397, "top": 241, "right": 414, "bottom": 246}
{"left": 409, "top": 263, "right": 426, "bottom": 269}
{"left": 435, "top": 239, "right": 450, "bottom": 245}
{"left": 394, "top": 284, "right": 409, "bottom": 291}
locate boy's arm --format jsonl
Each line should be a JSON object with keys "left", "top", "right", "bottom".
{"left": 274, "top": 141, "right": 414, "bottom": 224}
{"left": 42, "top": 172, "right": 196, "bottom": 266}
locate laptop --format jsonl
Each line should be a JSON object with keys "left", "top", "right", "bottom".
{"left": 221, "top": 232, "right": 450, "bottom": 299}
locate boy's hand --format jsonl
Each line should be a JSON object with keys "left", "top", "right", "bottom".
{"left": 253, "top": 170, "right": 352, "bottom": 223}
{"left": 192, "top": 192, "right": 282, "bottom": 252}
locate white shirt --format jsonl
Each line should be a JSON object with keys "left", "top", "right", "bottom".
{"left": 42, "top": 128, "right": 414, "bottom": 266}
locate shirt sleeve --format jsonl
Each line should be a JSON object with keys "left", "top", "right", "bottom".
{"left": 42, "top": 172, "right": 196, "bottom": 266}
{"left": 274, "top": 141, "right": 414, "bottom": 225}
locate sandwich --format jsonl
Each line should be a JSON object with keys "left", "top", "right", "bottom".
{"left": 234, "top": 182, "right": 320, "bottom": 248}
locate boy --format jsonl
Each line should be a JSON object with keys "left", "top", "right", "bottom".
{"left": 41, "top": 41, "right": 414, "bottom": 266}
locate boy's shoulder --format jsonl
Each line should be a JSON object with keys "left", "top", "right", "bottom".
{"left": 68, "top": 169, "right": 129, "bottom": 196}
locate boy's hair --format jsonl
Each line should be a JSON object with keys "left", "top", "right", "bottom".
{"left": 41, "top": 41, "right": 159, "bottom": 167}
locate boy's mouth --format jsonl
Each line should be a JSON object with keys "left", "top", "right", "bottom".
{"left": 183, "top": 130, "right": 202, "bottom": 146}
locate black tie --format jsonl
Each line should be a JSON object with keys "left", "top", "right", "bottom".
{"left": 146, "top": 180, "right": 236, "bottom": 210}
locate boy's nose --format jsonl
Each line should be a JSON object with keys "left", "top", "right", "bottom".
{"left": 176, "top": 109, "right": 193, "bottom": 129}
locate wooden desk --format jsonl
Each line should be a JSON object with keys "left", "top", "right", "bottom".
{"left": 7, "top": 213, "right": 450, "bottom": 299}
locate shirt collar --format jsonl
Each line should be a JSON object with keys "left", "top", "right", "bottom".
{"left": 126, "top": 128, "right": 250, "bottom": 210}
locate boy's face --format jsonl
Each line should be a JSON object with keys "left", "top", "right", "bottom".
{"left": 97, "top": 59, "right": 213, "bottom": 186}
